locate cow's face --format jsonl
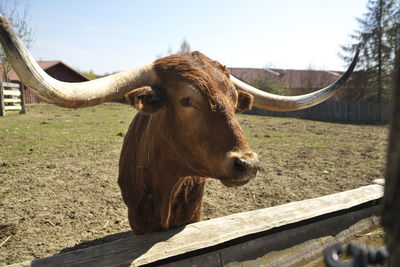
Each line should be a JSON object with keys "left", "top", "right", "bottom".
{"left": 126, "top": 52, "right": 260, "bottom": 186}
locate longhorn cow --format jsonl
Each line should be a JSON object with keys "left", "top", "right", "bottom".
{"left": 0, "top": 16, "right": 359, "bottom": 234}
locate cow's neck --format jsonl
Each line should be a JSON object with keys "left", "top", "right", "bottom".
{"left": 145, "top": 138, "right": 207, "bottom": 231}
{"left": 121, "top": 113, "right": 207, "bottom": 234}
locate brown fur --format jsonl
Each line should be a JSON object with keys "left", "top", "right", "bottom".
{"left": 236, "top": 91, "right": 254, "bottom": 113}
{"left": 118, "top": 52, "right": 256, "bottom": 234}
{"left": 154, "top": 52, "right": 235, "bottom": 109}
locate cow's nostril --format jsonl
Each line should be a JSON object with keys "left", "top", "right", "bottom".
{"left": 234, "top": 157, "right": 248, "bottom": 173}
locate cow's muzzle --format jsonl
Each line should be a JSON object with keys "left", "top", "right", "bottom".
{"left": 221, "top": 151, "right": 260, "bottom": 187}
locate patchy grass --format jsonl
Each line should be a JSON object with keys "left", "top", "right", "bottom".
{"left": 0, "top": 103, "right": 388, "bottom": 265}
{"left": 0, "top": 104, "right": 131, "bottom": 165}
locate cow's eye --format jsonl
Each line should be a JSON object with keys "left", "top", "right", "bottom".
{"left": 180, "top": 97, "right": 192, "bottom": 107}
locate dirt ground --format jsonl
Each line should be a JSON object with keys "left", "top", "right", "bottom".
{"left": 0, "top": 103, "right": 387, "bottom": 265}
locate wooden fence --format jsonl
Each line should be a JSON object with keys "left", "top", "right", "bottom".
{"left": 9, "top": 183, "right": 383, "bottom": 266}
{"left": 246, "top": 101, "right": 389, "bottom": 123}
{"left": 0, "top": 82, "right": 26, "bottom": 116}
{"left": 23, "top": 86, "right": 46, "bottom": 104}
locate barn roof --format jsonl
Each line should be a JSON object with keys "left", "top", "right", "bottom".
{"left": 2, "top": 60, "right": 88, "bottom": 82}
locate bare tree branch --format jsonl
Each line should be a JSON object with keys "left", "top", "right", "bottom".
{"left": 0, "top": 0, "right": 35, "bottom": 81}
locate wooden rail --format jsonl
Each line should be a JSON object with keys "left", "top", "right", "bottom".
{"left": 0, "top": 82, "right": 26, "bottom": 116}
{"left": 9, "top": 184, "right": 383, "bottom": 267}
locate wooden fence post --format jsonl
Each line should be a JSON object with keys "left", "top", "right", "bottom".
{"left": 381, "top": 51, "right": 400, "bottom": 265}
{"left": 0, "top": 81, "right": 4, "bottom": 116}
{"left": 19, "top": 83, "right": 26, "bottom": 114}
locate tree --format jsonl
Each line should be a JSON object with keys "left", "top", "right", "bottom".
{"left": 157, "top": 39, "right": 192, "bottom": 58}
{"left": 81, "top": 70, "right": 98, "bottom": 80}
{"left": 0, "top": 0, "right": 35, "bottom": 81}
{"left": 236, "top": 69, "right": 285, "bottom": 95}
{"left": 250, "top": 76, "right": 283, "bottom": 95}
{"left": 177, "top": 38, "right": 191, "bottom": 54}
{"left": 340, "top": 0, "right": 399, "bottom": 102}
{"left": 387, "top": 2, "right": 400, "bottom": 55}
{"left": 381, "top": 48, "right": 400, "bottom": 267}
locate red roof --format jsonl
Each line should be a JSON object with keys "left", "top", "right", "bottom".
{"left": 229, "top": 67, "right": 343, "bottom": 92}
{"left": 3, "top": 60, "right": 88, "bottom": 81}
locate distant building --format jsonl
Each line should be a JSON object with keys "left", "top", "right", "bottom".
{"left": 229, "top": 67, "right": 358, "bottom": 101}
{"left": 2, "top": 61, "right": 88, "bottom": 104}
{"left": 1, "top": 63, "right": 361, "bottom": 104}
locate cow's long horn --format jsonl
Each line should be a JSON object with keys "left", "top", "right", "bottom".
{"left": 231, "top": 48, "right": 359, "bottom": 111}
{"left": 0, "top": 16, "right": 157, "bottom": 108}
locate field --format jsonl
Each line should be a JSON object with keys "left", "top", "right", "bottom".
{"left": 0, "top": 103, "right": 387, "bottom": 265}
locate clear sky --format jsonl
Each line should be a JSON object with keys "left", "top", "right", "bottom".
{"left": 16, "top": 0, "right": 368, "bottom": 74}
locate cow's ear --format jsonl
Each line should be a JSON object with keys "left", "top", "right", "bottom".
{"left": 125, "top": 86, "right": 165, "bottom": 113}
{"left": 236, "top": 91, "right": 254, "bottom": 113}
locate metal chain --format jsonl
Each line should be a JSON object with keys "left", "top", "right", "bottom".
{"left": 324, "top": 242, "right": 389, "bottom": 267}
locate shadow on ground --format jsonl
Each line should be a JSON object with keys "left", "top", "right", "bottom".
{"left": 59, "top": 231, "right": 132, "bottom": 254}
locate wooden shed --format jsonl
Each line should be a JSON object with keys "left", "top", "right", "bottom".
{"left": 4, "top": 61, "right": 89, "bottom": 104}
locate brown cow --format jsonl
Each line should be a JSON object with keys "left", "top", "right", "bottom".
{"left": 118, "top": 52, "right": 260, "bottom": 234}
{"left": 0, "top": 16, "right": 359, "bottom": 234}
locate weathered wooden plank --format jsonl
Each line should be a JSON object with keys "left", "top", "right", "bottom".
{"left": 168, "top": 210, "right": 380, "bottom": 267}
{"left": 9, "top": 184, "right": 383, "bottom": 267}
{"left": 373, "top": 178, "right": 385, "bottom": 186}
{"left": 2, "top": 82, "right": 20, "bottom": 88}
{"left": 3, "top": 90, "right": 21, "bottom": 96}
{"left": 4, "top": 105, "right": 22, "bottom": 111}
{"left": 0, "top": 83, "right": 4, "bottom": 116}
{"left": 19, "top": 83, "right": 26, "bottom": 114}
{"left": 3, "top": 98, "right": 21, "bottom": 103}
